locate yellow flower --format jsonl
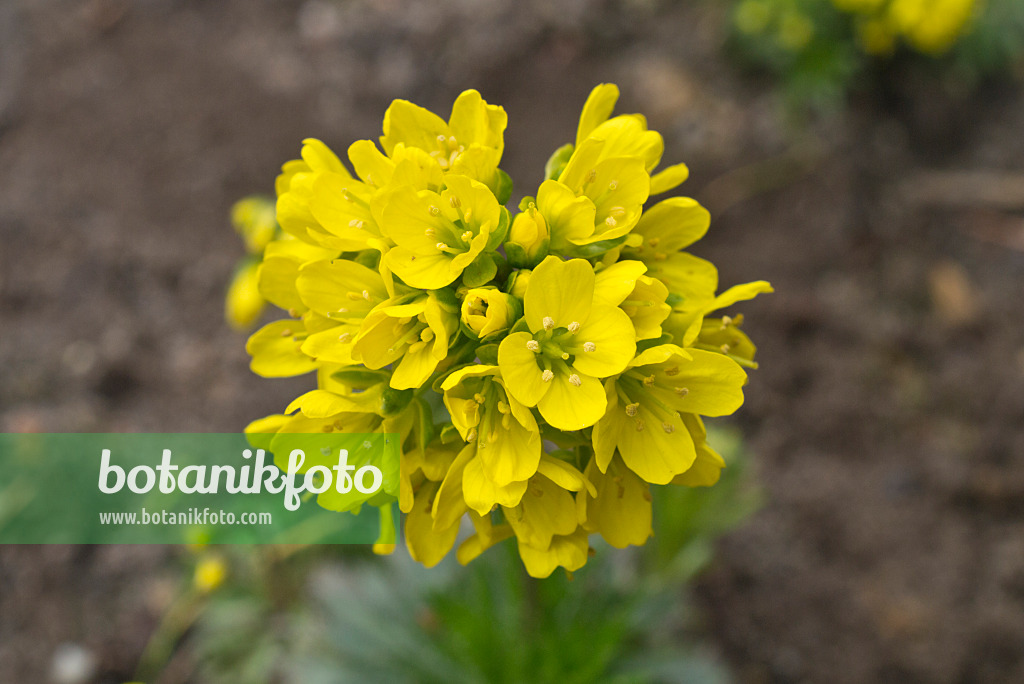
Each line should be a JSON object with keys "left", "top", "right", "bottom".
{"left": 381, "top": 89, "right": 508, "bottom": 189}
{"left": 578, "top": 455, "right": 652, "bottom": 548}
{"left": 574, "top": 84, "right": 690, "bottom": 195}
{"left": 225, "top": 260, "right": 266, "bottom": 330}
{"left": 593, "top": 260, "right": 671, "bottom": 340}
{"left": 351, "top": 291, "right": 459, "bottom": 390}
{"left": 460, "top": 287, "right": 521, "bottom": 339}
{"left": 382, "top": 175, "right": 508, "bottom": 289}
{"left": 593, "top": 344, "right": 746, "bottom": 484}
{"left": 498, "top": 256, "right": 636, "bottom": 430}
{"left": 234, "top": 84, "right": 770, "bottom": 578}
{"left": 441, "top": 365, "right": 541, "bottom": 490}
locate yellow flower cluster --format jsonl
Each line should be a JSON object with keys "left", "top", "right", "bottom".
{"left": 833, "top": 0, "right": 978, "bottom": 54}
{"left": 240, "top": 85, "right": 771, "bottom": 578}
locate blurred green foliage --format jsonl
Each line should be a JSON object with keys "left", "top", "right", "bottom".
{"left": 727, "top": 0, "right": 1024, "bottom": 109}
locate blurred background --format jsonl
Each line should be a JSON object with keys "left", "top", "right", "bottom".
{"left": 2, "top": 0, "right": 1024, "bottom": 682}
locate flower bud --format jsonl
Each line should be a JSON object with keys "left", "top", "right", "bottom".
{"left": 507, "top": 269, "right": 531, "bottom": 299}
{"left": 507, "top": 203, "right": 549, "bottom": 265}
{"left": 461, "top": 288, "right": 521, "bottom": 338}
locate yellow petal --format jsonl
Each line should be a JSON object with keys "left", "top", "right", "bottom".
{"left": 536, "top": 370, "right": 606, "bottom": 431}
{"left": 571, "top": 305, "right": 636, "bottom": 378}
{"left": 593, "top": 260, "right": 647, "bottom": 307}
{"left": 524, "top": 256, "right": 594, "bottom": 332}
{"left": 633, "top": 197, "right": 709, "bottom": 253}
{"left": 406, "top": 481, "right": 459, "bottom": 568}
{"left": 575, "top": 83, "right": 620, "bottom": 147}
{"left": 462, "top": 455, "right": 528, "bottom": 516}
{"left": 497, "top": 332, "right": 551, "bottom": 408}
{"left": 503, "top": 474, "right": 577, "bottom": 548}
{"left": 517, "top": 528, "right": 589, "bottom": 578}
{"left": 246, "top": 320, "right": 316, "bottom": 377}
{"left": 649, "top": 162, "right": 690, "bottom": 195}
{"left": 580, "top": 457, "right": 652, "bottom": 548}
{"left": 380, "top": 99, "right": 449, "bottom": 157}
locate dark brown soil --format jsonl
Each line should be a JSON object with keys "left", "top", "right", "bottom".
{"left": 2, "top": 1, "right": 1023, "bottom": 682}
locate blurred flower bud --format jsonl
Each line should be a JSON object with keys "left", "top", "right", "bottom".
{"left": 231, "top": 196, "right": 278, "bottom": 255}
{"left": 194, "top": 554, "right": 228, "bottom": 594}
{"left": 225, "top": 260, "right": 266, "bottom": 330}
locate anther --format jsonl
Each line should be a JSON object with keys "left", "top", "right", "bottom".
{"left": 634, "top": 418, "right": 645, "bottom": 432}
{"left": 568, "top": 374, "right": 582, "bottom": 387}
{"left": 362, "top": 290, "right": 371, "bottom": 301}
{"left": 585, "top": 169, "right": 597, "bottom": 184}
{"left": 567, "top": 321, "right": 581, "bottom": 334}
{"left": 474, "top": 393, "right": 486, "bottom": 404}
{"left": 675, "top": 387, "right": 689, "bottom": 397}
{"left": 347, "top": 292, "right": 364, "bottom": 301}
{"left": 721, "top": 344, "right": 731, "bottom": 354}
{"left": 605, "top": 216, "right": 617, "bottom": 227}
{"left": 280, "top": 328, "right": 292, "bottom": 337}
{"left": 662, "top": 422, "right": 674, "bottom": 434}
{"left": 542, "top": 316, "right": 555, "bottom": 331}
{"left": 648, "top": 237, "right": 660, "bottom": 248}
{"left": 436, "top": 242, "right": 449, "bottom": 251}
{"left": 466, "top": 428, "right": 478, "bottom": 443}
{"left": 348, "top": 219, "right": 365, "bottom": 229}
{"left": 461, "top": 230, "right": 473, "bottom": 242}
{"left": 608, "top": 180, "right": 619, "bottom": 190}
{"left": 449, "top": 196, "right": 462, "bottom": 209}
{"left": 425, "top": 228, "right": 436, "bottom": 238}
{"left": 625, "top": 402, "right": 640, "bottom": 417}
{"left": 541, "top": 370, "right": 554, "bottom": 383}
{"left": 428, "top": 205, "right": 440, "bottom": 217}
{"left": 338, "top": 332, "right": 351, "bottom": 343}
{"left": 583, "top": 342, "right": 596, "bottom": 353}
{"left": 643, "top": 374, "right": 656, "bottom": 387}
{"left": 497, "top": 401, "right": 510, "bottom": 414}
{"left": 560, "top": 352, "right": 569, "bottom": 360}
{"left": 664, "top": 366, "right": 679, "bottom": 376}
{"left": 526, "top": 340, "right": 541, "bottom": 352}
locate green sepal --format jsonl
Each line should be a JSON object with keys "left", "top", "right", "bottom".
{"left": 510, "top": 316, "right": 531, "bottom": 334}
{"left": 431, "top": 286, "right": 461, "bottom": 314}
{"left": 493, "top": 168, "right": 514, "bottom": 205}
{"left": 544, "top": 143, "right": 574, "bottom": 181}
{"left": 476, "top": 343, "right": 499, "bottom": 365}
{"left": 462, "top": 253, "right": 498, "bottom": 288}
{"left": 636, "top": 333, "right": 674, "bottom": 354}
{"left": 352, "top": 249, "right": 381, "bottom": 269}
{"left": 505, "top": 242, "right": 530, "bottom": 268}
{"left": 666, "top": 292, "right": 686, "bottom": 308}
{"left": 561, "top": 235, "right": 629, "bottom": 259}
{"left": 485, "top": 207, "right": 511, "bottom": 252}
{"left": 380, "top": 386, "right": 414, "bottom": 416}
{"left": 439, "top": 423, "right": 462, "bottom": 445}
{"left": 329, "top": 368, "right": 390, "bottom": 390}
